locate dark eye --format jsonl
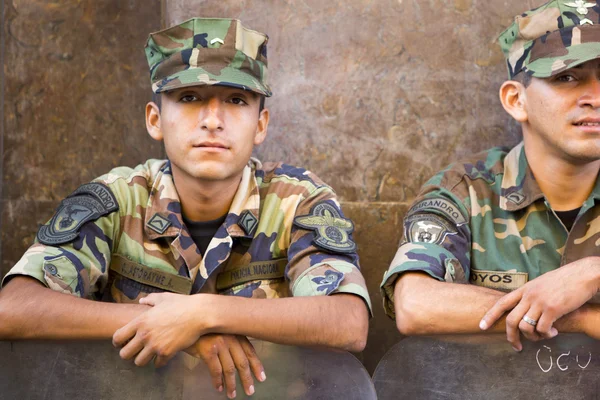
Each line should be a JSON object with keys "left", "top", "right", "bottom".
{"left": 556, "top": 74, "right": 576, "bottom": 83}
{"left": 229, "top": 97, "right": 248, "bottom": 105}
{"left": 180, "top": 94, "right": 198, "bottom": 102}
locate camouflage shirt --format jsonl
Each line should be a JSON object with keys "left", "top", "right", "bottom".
{"left": 381, "top": 143, "right": 600, "bottom": 319}
{"left": 4, "top": 159, "right": 371, "bottom": 313}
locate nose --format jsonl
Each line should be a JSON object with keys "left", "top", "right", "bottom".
{"left": 578, "top": 76, "right": 600, "bottom": 109}
{"left": 199, "top": 97, "right": 224, "bottom": 132}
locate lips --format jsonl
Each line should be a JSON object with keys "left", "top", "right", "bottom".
{"left": 193, "top": 141, "right": 229, "bottom": 149}
{"left": 573, "top": 118, "right": 600, "bottom": 126}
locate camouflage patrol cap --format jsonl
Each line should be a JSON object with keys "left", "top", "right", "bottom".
{"left": 145, "top": 18, "right": 272, "bottom": 96}
{"left": 499, "top": 0, "right": 600, "bottom": 79}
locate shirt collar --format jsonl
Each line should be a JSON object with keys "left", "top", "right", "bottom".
{"left": 499, "top": 142, "right": 545, "bottom": 211}
{"left": 144, "top": 159, "right": 262, "bottom": 240}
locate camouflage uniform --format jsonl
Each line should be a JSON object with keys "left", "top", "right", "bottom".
{"left": 2, "top": 18, "right": 372, "bottom": 312}
{"left": 381, "top": 0, "right": 600, "bottom": 319}
{"left": 3, "top": 159, "right": 372, "bottom": 311}
{"left": 381, "top": 143, "right": 600, "bottom": 318}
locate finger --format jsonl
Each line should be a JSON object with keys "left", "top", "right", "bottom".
{"left": 504, "top": 301, "right": 530, "bottom": 352}
{"left": 229, "top": 338, "right": 255, "bottom": 396}
{"left": 480, "top": 290, "right": 522, "bottom": 330}
{"left": 239, "top": 336, "right": 266, "bottom": 382}
{"left": 218, "top": 347, "right": 238, "bottom": 399}
{"left": 133, "top": 346, "right": 156, "bottom": 367}
{"left": 119, "top": 336, "right": 145, "bottom": 360}
{"left": 201, "top": 348, "right": 225, "bottom": 393}
{"left": 113, "top": 322, "right": 138, "bottom": 347}
{"left": 536, "top": 313, "right": 559, "bottom": 339}
{"left": 518, "top": 307, "right": 543, "bottom": 342}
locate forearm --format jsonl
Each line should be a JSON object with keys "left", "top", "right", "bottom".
{"left": 394, "top": 272, "right": 590, "bottom": 336}
{"left": 0, "top": 276, "right": 147, "bottom": 340}
{"left": 394, "top": 272, "right": 509, "bottom": 335}
{"left": 200, "top": 294, "right": 368, "bottom": 352}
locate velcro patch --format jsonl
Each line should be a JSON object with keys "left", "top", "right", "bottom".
{"left": 216, "top": 258, "right": 287, "bottom": 291}
{"left": 37, "top": 182, "right": 119, "bottom": 245}
{"left": 470, "top": 268, "right": 528, "bottom": 292}
{"left": 110, "top": 255, "right": 192, "bottom": 295}
{"left": 405, "top": 213, "right": 456, "bottom": 245}
{"left": 408, "top": 197, "right": 467, "bottom": 225}
{"left": 294, "top": 202, "right": 356, "bottom": 253}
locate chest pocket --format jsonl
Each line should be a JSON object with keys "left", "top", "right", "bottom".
{"left": 106, "top": 254, "right": 192, "bottom": 304}
{"left": 216, "top": 259, "right": 289, "bottom": 299}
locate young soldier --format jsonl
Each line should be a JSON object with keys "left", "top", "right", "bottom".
{"left": 0, "top": 18, "right": 371, "bottom": 399}
{"left": 381, "top": 0, "right": 600, "bottom": 351}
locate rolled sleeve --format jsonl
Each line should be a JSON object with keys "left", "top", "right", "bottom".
{"left": 3, "top": 213, "right": 119, "bottom": 299}
{"left": 286, "top": 188, "right": 373, "bottom": 316}
{"left": 380, "top": 189, "right": 471, "bottom": 320}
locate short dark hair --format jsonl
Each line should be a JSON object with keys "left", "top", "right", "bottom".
{"left": 151, "top": 92, "right": 265, "bottom": 115}
{"left": 513, "top": 71, "right": 532, "bottom": 88}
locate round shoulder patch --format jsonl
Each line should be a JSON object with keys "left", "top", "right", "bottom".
{"left": 37, "top": 182, "right": 119, "bottom": 245}
{"left": 404, "top": 213, "right": 456, "bottom": 245}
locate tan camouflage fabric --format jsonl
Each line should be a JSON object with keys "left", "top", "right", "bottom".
{"left": 499, "top": 0, "right": 600, "bottom": 79}
{"left": 146, "top": 18, "right": 271, "bottom": 96}
{"left": 3, "top": 159, "right": 371, "bottom": 313}
{"left": 381, "top": 143, "right": 600, "bottom": 319}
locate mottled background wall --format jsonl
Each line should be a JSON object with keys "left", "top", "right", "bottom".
{"left": 2, "top": 0, "right": 544, "bottom": 373}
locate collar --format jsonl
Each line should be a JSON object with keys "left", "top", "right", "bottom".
{"left": 144, "top": 159, "right": 262, "bottom": 240}
{"left": 499, "top": 142, "right": 545, "bottom": 211}
{"left": 499, "top": 142, "right": 600, "bottom": 211}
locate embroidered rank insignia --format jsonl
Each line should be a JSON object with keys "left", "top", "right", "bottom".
{"left": 294, "top": 202, "right": 356, "bottom": 253}
{"left": 37, "top": 182, "right": 119, "bottom": 245}
{"left": 147, "top": 213, "right": 172, "bottom": 234}
{"left": 238, "top": 210, "right": 258, "bottom": 237}
{"left": 405, "top": 213, "right": 456, "bottom": 245}
{"left": 506, "top": 191, "right": 526, "bottom": 205}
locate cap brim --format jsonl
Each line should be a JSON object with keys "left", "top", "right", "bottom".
{"left": 152, "top": 66, "right": 272, "bottom": 97}
{"left": 525, "top": 42, "right": 600, "bottom": 78}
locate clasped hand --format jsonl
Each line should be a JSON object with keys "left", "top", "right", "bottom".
{"left": 479, "top": 257, "right": 600, "bottom": 351}
{"left": 112, "top": 292, "right": 265, "bottom": 399}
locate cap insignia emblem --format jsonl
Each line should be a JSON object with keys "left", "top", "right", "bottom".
{"left": 565, "top": 1, "right": 595, "bottom": 16}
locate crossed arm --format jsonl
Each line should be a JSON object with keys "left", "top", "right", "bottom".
{"left": 0, "top": 276, "right": 368, "bottom": 398}
{"left": 394, "top": 257, "right": 600, "bottom": 350}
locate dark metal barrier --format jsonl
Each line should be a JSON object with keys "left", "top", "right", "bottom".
{"left": 373, "top": 334, "right": 600, "bottom": 400}
{"left": 0, "top": 340, "right": 376, "bottom": 400}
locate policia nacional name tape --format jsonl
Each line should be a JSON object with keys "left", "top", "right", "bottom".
{"left": 408, "top": 198, "right": 467, "bottom": 226}
{"left": 216, "top": 259, "right": 287, "bottom": 291}
{"left": 110, "top": 255, "right": 193, "bottom": 295}
{"left": 470, "top": 268, "right": 528, "bottom": 291}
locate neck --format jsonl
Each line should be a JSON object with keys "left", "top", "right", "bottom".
{"left": 523, "top": 138, "right": 600, "bottom": 211}
{"left": 171, "top": 168, "right": 242, "bottom": 222}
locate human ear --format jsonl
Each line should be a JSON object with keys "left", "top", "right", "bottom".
{"left": 146, "top": 102, "right": 163, "bottom": 141}
{"left": 254, "top": 108, "right": 269, "bottom": 145}
{"left": 499, "top": 81, "right": 528, "bottom": 123}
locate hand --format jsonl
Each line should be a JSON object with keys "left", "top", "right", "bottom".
{"left": 112, "top": 292, "right": 206, "bottom": 367}
{"left": 479, "top": 257, "right": 600, "bottom": 351}
{"left": 185, "top": 334, "right": 266, "bottom": 399}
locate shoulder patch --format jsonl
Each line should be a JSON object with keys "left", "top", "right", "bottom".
{"left": 404, "top": 213, "right": 457, "bottom": 245}
{"left": 37, "top": 182, "right": 119, "bottom": 245}
{"left": 407, "top": 197, "right": 467, "bottom": 225}
{"left": 294, "top": 202, "right": 356, "bottom": 253}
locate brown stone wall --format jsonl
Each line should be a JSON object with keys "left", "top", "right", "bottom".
{"left": 165, "top": 0, "right": 540, "bottom": 373}
{"left": 1, "top": 0, "right": 163, "bottom": 274}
